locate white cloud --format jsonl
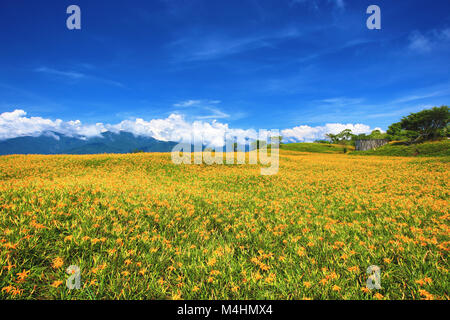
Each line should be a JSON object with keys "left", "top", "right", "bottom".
{"left": 0, "top": 110, "right": 252, "bottom": 147}
{"left": 334, "top": 0, "right": 345, "bottom": 9}
{"left": 107, "top": 114, "right": 256, "bottom": 147}
{"left": 319, "top": 97, "right": 364, "bottom": 106}
{"left": 35, "top": 66, "right": 124, "bottom": 87}
{"left": 440, "top": 28, "right": 450, "bottom": 41}
{"left": 173, "top": 100, "right": 202, "bottom": 107}
{"left": 170, "top": 28, "right": 300, "bottom": 62}
{"left": 281, "top": 123, "right": 381, "bottom": 142}
{"left": 172, "top": 99, "right": 229, "bottom": 119}
{"left": 408, "top": 31, "right": 432, "bottom": 53}
{"left": 0, "top": 109, "right": 106, "bottom": 140}
{"left": 35, "top": 67, "right": 85, "bottom": 79}
{"left": 408, "top": 28, "right": 450, "bottom": 53}
{"left": 0, "top": 109, "right": 380, "bottom": 147}
{"left": 173, "top": 100, "right": 222, "bottom": 107}
{"left": 290, "top": 0, "right": 345, "bottom": 10}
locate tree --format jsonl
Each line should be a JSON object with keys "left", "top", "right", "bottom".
{"left": 356, "top": 133, "right": 368, "bottom": 140}
{"left": 367, "top": 129, "right": 388, "bottom": 140}
{"left": 326, "top": 129, "right": 355, "bottom": 145}
{"left": 337, "top": 129, "right": 354, "bottom": 142}
{"left": 369, "top": 129, "right": 381, "bottom": 138}
{"left": 386, "top": 122, "right": 417, "bottom": 141}
{"left": 386, "top": 122, "right": 402, "bottom": 137}
{"left": 325, "top": 133, "right": 338, "bottom": 144}
{"left": 399, "top": 106, "right": 449, "bottom": 141}
{"left": 251, "top": 140, "right": 267, "bottom": 150}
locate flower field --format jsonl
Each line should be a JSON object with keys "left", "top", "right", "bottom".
{"left": 0, "top": 151, "right": 448, "bottom": 299}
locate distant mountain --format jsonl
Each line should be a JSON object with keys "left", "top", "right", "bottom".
{"left": 0, "top": 131, "right": 179, "bottom": 155}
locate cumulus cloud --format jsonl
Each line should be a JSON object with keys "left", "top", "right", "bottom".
{"left": 281, "top": 123, "right": 382, "bottom": 142}
{"left": 108, "top": 114, "right": 249, "bottom": 147}
{"left": 0, "top": 109, "right": 380, "bottom": 147}
{"left": 0, "top": 110, "right": 253, "bottom": 147}
{"left": 0, "top": 110, "right": 106, "bottom": 140}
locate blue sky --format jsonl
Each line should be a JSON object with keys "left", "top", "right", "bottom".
{"left": 0, "top": 0, "right": 449, "bottom": 142}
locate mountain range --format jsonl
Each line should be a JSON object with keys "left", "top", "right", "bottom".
{"left": 0, "top": 131, "right": 179, "bottom": 155}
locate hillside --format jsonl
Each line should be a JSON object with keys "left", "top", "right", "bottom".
{"left": 350, "top": 140, "right": 450, "bottom": 157}
{"left": 0, "top": 131, "right": 178, "bottom": 155}
{"left": 280, "top": 142, "right": 353, "bottom": 153}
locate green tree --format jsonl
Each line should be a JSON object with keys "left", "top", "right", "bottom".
{"left": 386, "top": 122, "right": 417, "bottom": 141}
{"left": 337, "top": 129, "right": 354, "bottom": 142}
{"left": 326, "top": 129, "right": 356, "bottom": 145}
{"left": 367, "top": 129, "right": 387, "bottom": 140}
{"left": 386, "top": 122, "right": 402, "bottom": 137}
{"left": 325, "top": 133, "right": 338, "bottom": 144}
{"left": 399, "top": 106, "right": 449, "bottom": 141}
{"left": 251, "top": 140, "right": 267, "bottom": 150}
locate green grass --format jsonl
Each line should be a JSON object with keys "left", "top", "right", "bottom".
{"left": 350, "top": 140, "right": 450, "bottom": 157}
{"left": 280, "top": 143, "right": 352, "bottom": 154}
